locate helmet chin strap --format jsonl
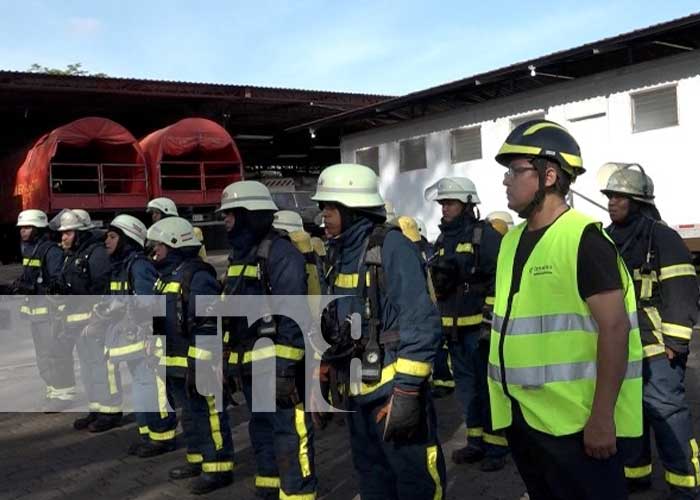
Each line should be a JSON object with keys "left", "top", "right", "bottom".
{"left": 517, "top": 158, "right": 549, "bottom": 219}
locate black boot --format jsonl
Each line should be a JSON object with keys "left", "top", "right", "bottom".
{"left": 88, "top": 413, "right": 123, "bottom": 433}
{"left": 255, "top": 487, "right": 280, "bottom": 499}
{"left": 169, "top": 463, "right": 202, "bottom": 480}
{"left": 73, "top": 412, "right": 98, "bottom": 430}
{"left": 452, "top": 444, "right": 485, "bottom": 464}
{"left": 136, "top": 440, "right": 177, "bottom": 458}
{"left": 127, "top": 437, "right": 150, "bottom": 455}
{"left": 480, "top": 456, "right": 506, "bottom": 472}
{"left": 189, "top": 472, "right": 233, "bottom": 495}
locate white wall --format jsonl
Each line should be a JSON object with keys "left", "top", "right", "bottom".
{"left": 340, "top": 50, "right": 700, "bottom": 241}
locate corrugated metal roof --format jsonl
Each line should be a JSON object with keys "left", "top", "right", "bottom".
{"left": 287, "top": 11, "right": 700, "bottom": 133}
{"left": 0, "top": 70, "right": 392, "bottom": 101}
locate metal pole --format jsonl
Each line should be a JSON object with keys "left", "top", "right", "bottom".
{"left": 570, "top": 189, "right": 608, "bottom": 212}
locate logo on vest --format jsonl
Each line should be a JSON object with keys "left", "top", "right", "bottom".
{"left": 529, "top": 264, "right": 553, "bottom": 276}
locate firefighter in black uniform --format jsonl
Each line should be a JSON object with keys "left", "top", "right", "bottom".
{"left": 13, "top": 209, "right": 66, "bottom": 410}
{"left": 148, "top": 216, "right": 233, "bottom": 495}
{"left": 311, "top": 163, "right": 446, "bottom": 500}
{"left": 55, "top": 209, "right": 116, "bottom": 430}
{"left": 425, "top": 176, "right": 507, "bottom": 471}
{"left": 602, "top": 163, "right": 700, "bottom": 499}
{"left": 219, "top": 182, "right": 317, "bottom": 499}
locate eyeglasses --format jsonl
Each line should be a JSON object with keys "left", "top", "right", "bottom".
{"left": 504, "top": 165, "right": 537, "bottom": 179}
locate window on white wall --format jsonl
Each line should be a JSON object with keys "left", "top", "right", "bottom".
{"left": 399, "top": 137, "right": 427, "bottom": 172}
{"left": 355, "top": 146, "right": 379, "bottom": 173}
{"left": 510, "top": 112, "right": 545, "bottom": 130}
{"left": 631, "top": 85, "right": 678, "bottom": 133}
{"left": 450, "top": 126, "right": 482, "bottom": 163}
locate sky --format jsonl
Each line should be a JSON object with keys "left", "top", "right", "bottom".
{"left": 0, "top": 1, "right": 697, "bottom": 96}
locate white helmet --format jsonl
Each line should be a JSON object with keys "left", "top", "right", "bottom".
{"left": 218, "top": 181, "right": 278, "bottom": 212}
{"left": 146, "top": 217, "right": 201, "bottom": 249}
{"left": 486, "top": 211, "right": 514, "bottom": 227}
{"left": 109, "top": 214, "right": 148, "bottom": 247}
{"left": 72, "top": 209, "right": 95, "bottom": 229}
{"left": 17, "top": 209, "right": 49, "bottom": 228}
{"left": 312, "top": 163, "right": 384, "bottom": 208}
{"left": 414, "top": 218, "right": 427, "bottom": 238}
{"left": 424, "top": 177, "right": 480, "bottom": 204}
{"left": 273, "top": 210, "right": 304, "bottom": 233}
{"left": 57, "top": 210, "right": 85, "bottom": 231}
{"left": 147, "top": 197, "right": 179, "bottom": 217}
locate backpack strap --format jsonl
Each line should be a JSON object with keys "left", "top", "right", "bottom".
{"left": 357, "top": 224, "right": 397, "bottom": 383}
{"left": 256, "top": 229, "right": 288, "bottom": 294}
{"left": 180, "top": 258, "right": 218, "bottom": 305}
{"left": 177, "top": 258, "right": 218, "bottom": 338}
{"left": 469, "top": 221, "right": 484, "bottom": 275}
{"left": 124, "top": 252, "right": 151, "bottom": 294}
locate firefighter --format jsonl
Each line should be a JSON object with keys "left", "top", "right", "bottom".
{"left": 147, "top": 216, "right": 233, "bottom": 494}
{"left": 100, "top": 214, "right": 177, "bottom": 457}
{"left": 146, "top": 197, "right": 179, "bottom": 223}
{"left": 147, "top": 197, "right": 207, "bottom": 260}
{"left": 425, "top": 176, "right": 507, "bottom": 471}
{"left": 485, "top": 211, "right": 514, "bottom": 236}
{"left": 219, "top": 182, "right": 317, "bottom": 500}
{"left": 56, "top": 210, "right": 117, "bottom": 431}
{"left": 488, "top": 120, "right": 643, "bottom": 499}
{"left": 12, "top": 210, "right": 66, "bottom": 410}
{"left": 601, "top": 164, "right": 700, "bottom": 499}
{"left": 311, "top": 163, "right": 445, "bottom": 500}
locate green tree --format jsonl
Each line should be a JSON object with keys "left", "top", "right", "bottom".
{"left": 27, "top": 63, "right": 107, "bottom": 77}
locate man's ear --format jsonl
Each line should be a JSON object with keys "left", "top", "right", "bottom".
{"left": 543, "top": 163, "right": 560, "bottom": 189}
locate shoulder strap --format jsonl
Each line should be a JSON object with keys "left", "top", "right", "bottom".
{"left": 124, "top": 252, "right": 146, "bottom": 293}
{"left": 470, "top": 221, "right": 484, "bottom": 274}
{"left": 35, "top": 239, "right": 56, "bottom": 261}
{"left": 357, "top": 224, "right": 396, "bottom": 299}
{"left": 180, "top": 258, "right": 217, "bottom": 304}
{"left": 256, "top": 229, "right": 287, "bottom": 294}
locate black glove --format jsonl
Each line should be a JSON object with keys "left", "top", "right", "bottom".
{"left": 276, "top": 375, "right": 300, "bottom": 408}
{"left": 377, "top": 387, "right": 422, "bottom": 442}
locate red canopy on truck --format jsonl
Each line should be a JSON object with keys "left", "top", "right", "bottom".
{"left": 140, "top": 117, "right": 243, "bottom": 207}
{"left": 9, "top": 116, "right": 147, "bottom": 213}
